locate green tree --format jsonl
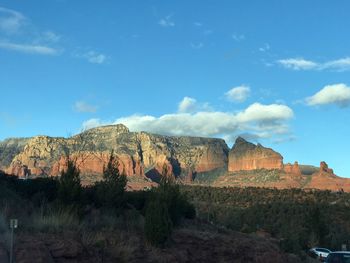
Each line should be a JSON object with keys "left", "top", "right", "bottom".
{"left": 156, "top": 165, "right": 196, "bottom": 225}
{"left": 58, "top": 159, "right": 81, "bottom": 206}
{"left": 96, "top": 150, "right": 127, "bottom": 210}
{"left": 144, "top": 197, "right": 173, "bottom": 246}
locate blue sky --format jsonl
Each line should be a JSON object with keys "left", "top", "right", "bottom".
{"left": 1, "top": 0, "right": 350, "bottom": 176}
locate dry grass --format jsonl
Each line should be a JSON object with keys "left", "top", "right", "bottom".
{"left": 29, "top": 206, "right": 80, "bottom": 233}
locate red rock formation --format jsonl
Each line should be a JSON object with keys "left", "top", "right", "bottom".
{"left": 228, "top": 137, "right": 283, "bottom": 172}
{"left": 195, "top": 144, "right": 228, "bottom": 173}
{"left": 51, "top": 152, "right": 144, "bottom": 178}
{"left": 154, "top": 155, "right": 174, "bottom": 178}
{"left": 4, "top": 125, "right": 229, "bottom": 183}
{"left": 306, "top": 162, "right": 350, "bottom": 191}
{"left": 5, "top": 162, "right": 31, "bottom": 178}
{"left": 320, "top": 161, "right": 334, "bottom": 175}
{"left": 284, "top": 161, "right": 302, "bottom": 178}
{"left": 299, "top": 161, "right": 350, "bottom": 192}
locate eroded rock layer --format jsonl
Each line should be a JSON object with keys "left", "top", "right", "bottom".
{"left": 2, "top": 124, "right": 229, "bottom": 182}
{"left": 2, "top": 127, "right": 350, "bottom": 192}
{"left": 284, "top": 162, "right": 302, "bottom": 178}
{"left": 228, "top": 137, "right": 283, "bottom": 172}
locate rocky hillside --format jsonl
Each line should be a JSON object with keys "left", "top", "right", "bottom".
{"left": 1, "top": 124, "right": 229, "bottom": 184}
{"left": 228, "top": 137, "right": 283, "bottom": 172}
{"left": 198, "top": 137, "right": 350, "bottom": 192}
{"left": 0, "top": 138, "right": 30, "bottom": 169}
{"left": 1, "top": 124, "right": 349, "bottom": 191}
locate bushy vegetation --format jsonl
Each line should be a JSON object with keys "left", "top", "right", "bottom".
{"left": 193, "top": 166, "right": 227, "bottom": 184}
{"left": 144, "top": 174, "right": 196, "bottom": 246}
{"left": 144, "top": 197, "right": 173, "bottom": 246}
{"left": 181, "top": 185, "right": 350, "bottom": 254}
{"left": 58, "top": 159, "right": 82, "bottom": 206}
{"left": 0, "top": 159, "right": 195, "bottom": 250}
{"left": 3, "top": 164, "right": 350, "bottom": 257}
{"left": 95, "top": 151, "right": 127, "bottom": 211}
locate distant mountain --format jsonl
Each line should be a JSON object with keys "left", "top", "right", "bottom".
{"left": 0, "top": 138, "right": 30, "bottom": 168}
{"left": 1, "top": 124, "right": 349, "bottom": 191}
{"left": 0, "top": 124, "right": 228, "bottom": 184}
{"left": 228, "top": 136, "right": 283, "bottom": 172}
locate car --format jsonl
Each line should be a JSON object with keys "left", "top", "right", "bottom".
{"left": 309, "top": 248, "right": 332, "bottom": 261}
{"left": 325, "top": 251, "right": 350, "bottom": 263}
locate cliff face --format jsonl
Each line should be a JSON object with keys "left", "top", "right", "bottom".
{"left": 3, "top": 124, "right": 229, "bottom": 182}
{"left": 284, "top": 162, "right": 302, "bottom": 178}
{"left": 0, "top": 138, "right": 30, "bottom": 170}
{"left": 2, "top": 127, "right": 350, "bottom": 192}
{"left": 228, "top": 137, "right": 283, "bottom": 172}
{"left": 306, "top": 161, "right": 350, "bottom": 191}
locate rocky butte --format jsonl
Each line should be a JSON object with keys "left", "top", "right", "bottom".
{"left": 228, "top": 137, "right": 283, "bottom": 172}
{"left": 0, "top": 124, "right": 349, "bottom": 191}
{"left": 0, "top": 124, "right": 228, "bottom": 184}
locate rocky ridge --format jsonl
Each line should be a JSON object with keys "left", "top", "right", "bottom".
{"left": 228, "top": 137, "right": 283, "bottom": 172}
{"left": 3, "top": 124, "right": 229, "bottom": 184}
{"left": 1, "top": 124, "right": 349, "bottom": 191}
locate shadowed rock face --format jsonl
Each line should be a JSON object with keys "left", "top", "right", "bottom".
{"left": 2, "top": 124, "right": 229, "bottom": 183}
{"left": 2, "top": 126, "right": 350, "bottom": 192}
{"left": 228, "top": 137, "right": 283, "bottom": 172}
{"left": 0, "top": 138, "right": 30, "bottom": 169}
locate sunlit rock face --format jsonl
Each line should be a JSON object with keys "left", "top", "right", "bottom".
{"left": 284, "top": 161, "right": 302, "bottom": 178}
{"left": 306, "top": 161, "right": 350, "bottom": 191}
{"left": 228, "top": 137, "right": 283, "bottom": 172}
{"left": 3, "top": 124, "right": 229, "bottom": 183}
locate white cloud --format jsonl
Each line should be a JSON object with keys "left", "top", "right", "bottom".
{"left": 321, "top": 57, "right": 350, "bottom": 72}
{"left": 178, "top": 97, "right": 197, "bottom": 113}
{"left": 306, "top": 83, "right": 350, "bottom": 107}
{"left": 0, "top": 6, "right": 25, "bottom": 34}
{"left": 78, "top": 51, "right": 107, "bottom": 64}
{"left": 225, "top": 85, "right": 251, "bottom": 102}
{"left": 0, "top": 41, "right": 59, "bottom": 55}
{"left": 82, "top": 118, "right": 104, "bottom": 130}
{"left": 158, "top": 15, "right": 175, "bottom": 27}
{"left": 82, "top": 99, "right": 294, "bottom": 143}
{"left": 236, "top": 103, "right": 294, "bottom": 123}
{"left": 0, "top": 7, "right": 62, "bottom": 56}
{"left": 277, "top": 57, "right": 350, "bottom": 71}
{"left": 277, "top": 58, "right": 318, "bottom": 70}
{"left": 178, "top": 96, "right": 211, "bottom": 113}
{"left": 74, "top": 101, "right": 98, "bottom": 113}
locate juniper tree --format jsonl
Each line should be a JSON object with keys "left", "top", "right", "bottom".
{"left": 97, "top": 150, "right": 127, "bottom": 210}
{"left": 144, "top": 197, "right": 173, "bottom": 246}
{"left": 58, "top": 159, "right": 81, "bottom": 206}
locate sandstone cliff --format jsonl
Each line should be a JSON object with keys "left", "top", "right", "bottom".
{"left": 0, "top": 138, "right": 30, "bottom": 170}
{"left": 306, "top": 161, "right": 350, "bottom": 191}
{"left": 228, "top": 137, "right": 283, "bottom": 172}
{"left": 283, "top": 161, "right": 302, "bottom": 178}
{"left": 2, "top": 127, "right": 350, "bottom": 192}
{"left": 3, "top": 124, "right": 229, "bottom": 183}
